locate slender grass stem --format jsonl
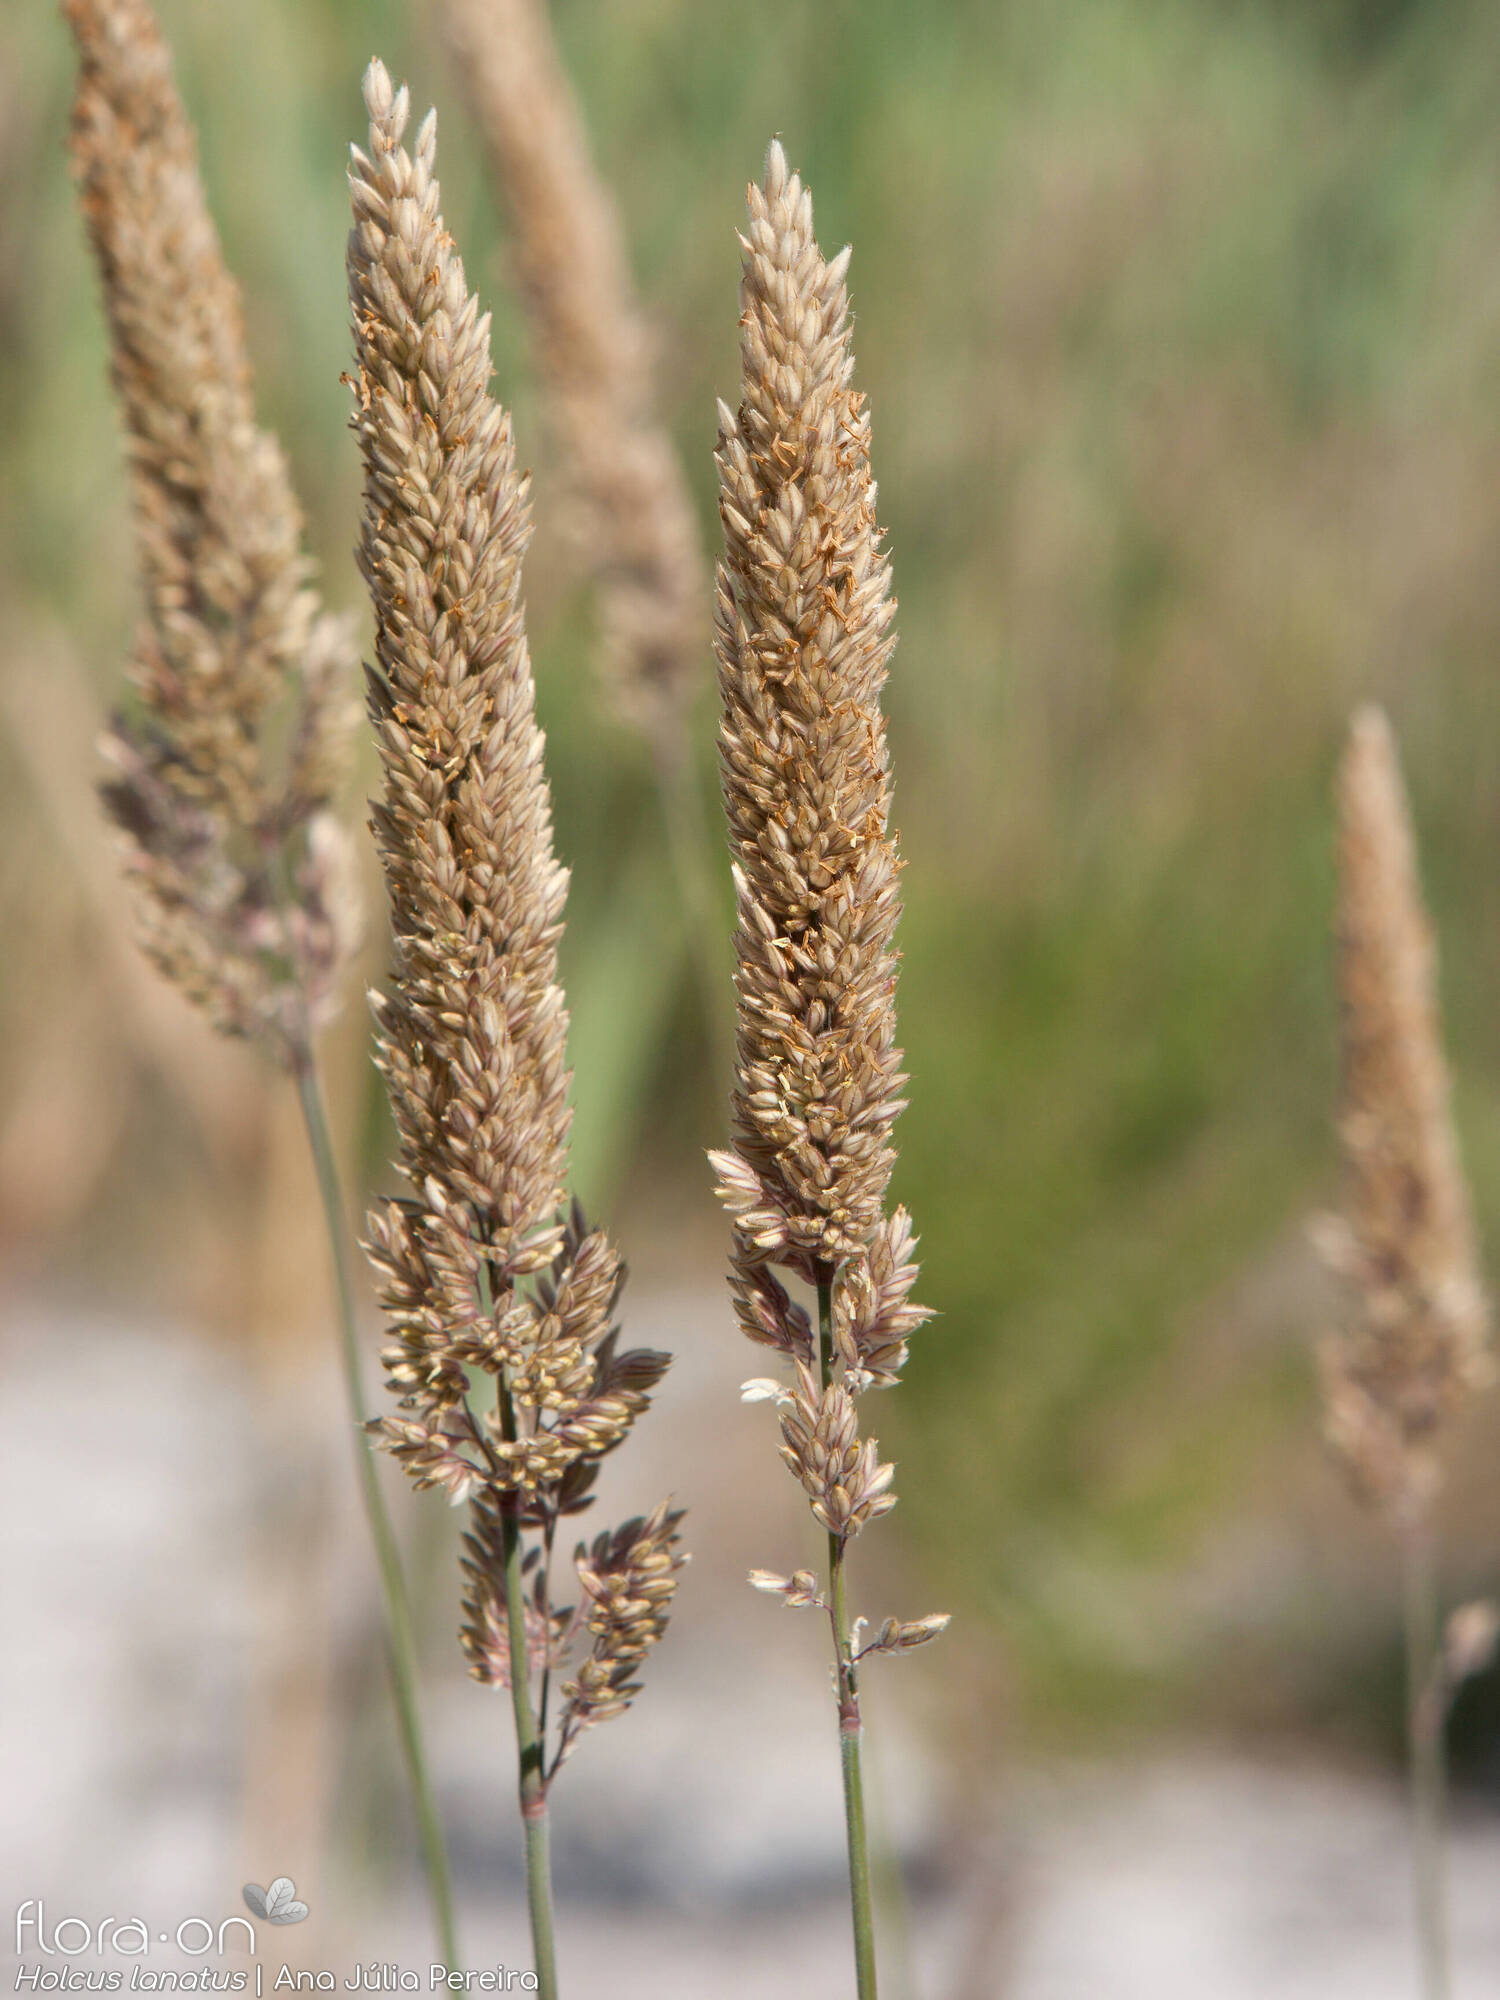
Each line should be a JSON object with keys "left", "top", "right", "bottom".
{"left": 1400, "top": 1516, "right": 1450, "bottom": 2000}
{"left": 866, "top": 1720, "right": 920, "bottom": 2000}
{"left": 538, "top": 1513, "right": 558, "bottom": 1751}
{"left": 495, "top": 1379, "right": 560, "bottom": 1998}
{"left": 819, "top": 1275, "right": 880, "bottom": 2000}
{"left": 290, "top": 1044, "right": 458, "bottom": 1969}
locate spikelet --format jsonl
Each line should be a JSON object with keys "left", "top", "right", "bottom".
{"left": 436, "top": 0, "right": 707, "bottom": 745}
{"left": 1316, "top": 706, "right": 1491, "bottom": 1519}
{"left": 555, "top": 1501, "right": 688, "bottom": 1759}
{"left": 64, "top": 0, "right": 358, "bottom": 1049}
{"left": 347, "top": 61, "right": 681, "bottom": 1744}
{"left": 710, "top": 141, "right": 936, "bottom": 1584}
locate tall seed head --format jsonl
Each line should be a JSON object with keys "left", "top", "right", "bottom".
{"left": 711, "top": 142, "right": 933, "bottom": 1552}
{"left": 348, "top": 62, "right": 682, "bottom": 1727}
{"left": 715, "top": 140, "right": 904, "bottom": 1275}
{"left": 1318, "top": 705, "right": 1491, "bottom": 1519}
{"left": 349, "top": 57, "right": 572, "bottom": 1320}
{"left": 65, "top": 0, "right": 358, "bottom": 1047}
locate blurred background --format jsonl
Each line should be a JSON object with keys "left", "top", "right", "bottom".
{"left": 8, "top": 0, "right": 1500, "bottom": 1991}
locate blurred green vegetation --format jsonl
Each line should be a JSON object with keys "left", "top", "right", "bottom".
{"left": 10, "top": 0, "right": 1500, "bottom": 1752}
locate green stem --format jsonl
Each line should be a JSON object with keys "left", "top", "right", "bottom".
{"left": 866, "top": 1725, "right": 919, "bottom": 2000}
{"left": 496, "top": 1381, "right": 560, "bottom": 1999}
{"left": 1400, "top": 1515, "right": 1450, "bottom": 2000}
{"left": 538, "top": 1511, "right": 558, "bottom": 1752}
{"left": 290, "top": 1048, "right": 459, "bottom": 1970}
{"left": 819, "top": 1275, "right": 879, "bottom": 2000}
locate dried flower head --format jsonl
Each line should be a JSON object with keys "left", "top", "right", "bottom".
{"left": 65, "top": 0, "right": 359, "bottom": 1050}
{"left": 1316, "top": 705, "right": 1491, "bottom": 1519}
{"left": 348, "top": 61, "right": 681, "bottom": 1763}
{"left": 710, "top": 139, "right": 933, "bottom": 1534}
{"left": 710, "top": 141, "right": 945, "bottom": 1715}
{"left": 436, "top": 0, "right": 708, "bottom": 745}
{"left": 712, "top": 142, "right": 907, "bottom": 1279}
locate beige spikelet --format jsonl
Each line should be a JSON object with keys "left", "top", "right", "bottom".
{"left": 64, "top": 0, "right": 359, "bottom": 1050}
{"left": 435, "top": 0, "right": 708, "bottom": 744}
{"left": 348, "top": 61, "right": 682, "bottom": 1750}
{"left": 1317, "top": 705, "right": 1491, "bottom": 1519}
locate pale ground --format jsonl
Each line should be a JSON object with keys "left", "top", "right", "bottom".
{"left": 7, "top": 1296, "right": 1500, "bottom": 1997}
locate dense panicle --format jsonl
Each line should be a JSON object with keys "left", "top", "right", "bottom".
{"left": 348, "top": 60, "right": 681, "bottom": 1759}
{"left": 711, "top": 139, "right": 931, "bottom": 1534}
{"left": 65, "top": 0, "right": 358, "bottom": 1047}
{"left": 714, "top": 143, "right": 907, "bottom": 1282}
{"left": 1318, "top": 706, "right": 1491, "bottom": 1518}
{"left": 349, "top": 59, "right": 572, "bottom": 1325}
{"left": 437, "top": 0, "right": 708, "bottom": 743}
